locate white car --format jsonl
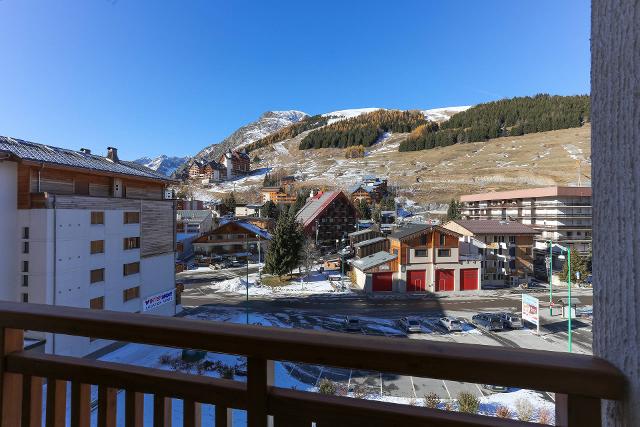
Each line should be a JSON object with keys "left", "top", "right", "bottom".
{"left": 399, "top": 317, "right": 422, "bottom": 333}
{"left": 439, "top": 317, "right": 463, "bottom": 332}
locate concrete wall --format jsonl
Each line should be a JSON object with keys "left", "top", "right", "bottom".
{"left": 0, "top": 162, "right": 18, "bottom": 301}
{"left": 592, "top": 0, "right": 640, "bottom": 423}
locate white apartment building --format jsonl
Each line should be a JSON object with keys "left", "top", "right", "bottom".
{"left": 0, "top": 136, "right": 177, "bottom": 357}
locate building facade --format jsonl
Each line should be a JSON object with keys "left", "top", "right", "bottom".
{"left": 192, "top": 220, "right": 270, "bottom": 260}
{"left": 350, "top": 224, "right": 481, "bottom": 293}
{"left": 219, "top": 149, "right": 250, "bottom": 178}
{"left": 0, "top": 137, "right": 177, "bottom": 357}
{"left": 295, "top": 191, "right": 357, "bottom": 251}
{"left": 459, "top": 186, "right": 592, "bottom": 254}
{"left": 443, "top": 220, "right": 536, "bottom": 286}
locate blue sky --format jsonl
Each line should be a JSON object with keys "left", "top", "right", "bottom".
{"left": 0, "top": 0, "right": 590, "bottom": 159}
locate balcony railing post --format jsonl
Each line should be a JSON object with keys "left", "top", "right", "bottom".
{"left": 70, "top": 382, "right": 91, "bottom": 427}
{"left": 125, "top": 390, "right": 144, "bottom": 427}
{"left": 555, "top": 393, "right": 602, "bottom": 427}
{"left": 153, "top": 395, "right": 172, "bottom": 427}
{"left": 21, "top": 375, "right": 43, "bottom": 427}
{"left": 247, "top": 358, "right": 274, "bottom": 427}
{"left": 183, "top": 399, "right": 201, "bottom": 427}
{"left": 97, "top": 386, "right": 117, "bottom": 427}
{"left": 0, "top": 328, "right": 24, "bottom": 427}
{"left": 46, "top": 378, "right": 67, "bottom": 427}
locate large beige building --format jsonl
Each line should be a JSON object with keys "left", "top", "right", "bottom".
{"left": 459, "top": 186, "right": 592, "bottom": 254}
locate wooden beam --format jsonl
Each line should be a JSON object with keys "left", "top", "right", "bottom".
{"left": 182, "top": 400, "right": 201, "bottom": 427}
{"left": 215, "top": 406, "right": 233, "bottom": 427}
{"left": 153, "top": 396, "right": 172, "bottom": 427}
{"left": 125, "top": 390, "right": 144, "bottom": 427}
{"left": 247, "top": 358, "right": 274, "bottom": 427}
{"left": 21, "top": 376, "right": 43, "bottom": 427}
{"left": 97, "top": 386, "right": 117, "bottom": 427}
{"left": 45, "top": 379, "right": 67, "bottom": 427}
{"left": 555, "top": 394, "right": 602, "bottom": 427}
{"left": 1, "top": 328, "right": 23, "bottom": 427}
{"left": 70, "top": 383, "right": 91, "bottom": 427}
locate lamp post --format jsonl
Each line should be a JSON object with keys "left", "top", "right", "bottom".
{"left": 245, "top": 234, "right": 250, "bottom": 325}
{"left": 547, "top": 240, "right": 553, "bottom": 315}
{"left": 256, "top": 233, "right": 262, "bottom": 284}
{"left": 558, "top": 246, "right": 573, "bottom": 353}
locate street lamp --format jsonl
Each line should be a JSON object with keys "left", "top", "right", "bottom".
{"left": 558, "top": 247, "right": 573, "bottom": 352}
{"left": 547, "top": 240, "right": 553, "bottom": 315}
{"left": 256, "top": 233, "right": 262, "bottom": 284}
{"left": 244, "top": 234, "right": 250, "bottom": 325}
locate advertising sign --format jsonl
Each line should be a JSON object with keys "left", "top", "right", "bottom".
{"left": 522, "top": 294, "right": 540, "bottom": 334}
{"left": 143, "top": 290, "right": 174, "bottom": 312}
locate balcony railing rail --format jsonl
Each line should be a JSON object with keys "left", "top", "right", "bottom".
{"left": 0, "top": 302, "right": 625, "bottom": 427}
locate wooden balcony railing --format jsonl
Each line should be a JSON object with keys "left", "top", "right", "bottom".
{"left": 0, "top": 302, "right": 625, "bottom": 427}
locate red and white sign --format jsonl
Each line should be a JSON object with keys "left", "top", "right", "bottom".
{"left": 143, "top": 290, "right": 174, "bottom": 312}
{"left": 522, "top": 294, "right": 540, "bottom": 334}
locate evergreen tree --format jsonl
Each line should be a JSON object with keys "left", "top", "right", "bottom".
{"left": 558, "top": 250, "right": 589, "bottom": 284}
{"left": 260, "top": 200, "right": 278, "bottom": 219}
{"left": 355, "top": 199, "right": 372, "bottom": 219}
{"left": 222, "top": 192, "right": 237, "bottom": 214}
{"left": 447, "top": 199, "right": 462, "bottom": 220}
{"left": 380, "top": 195, "right": 396, "bottom": 211}
{"left": 263, "top": 209, "right": 303, "bottom": 278}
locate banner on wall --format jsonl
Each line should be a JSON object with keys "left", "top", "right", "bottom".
{"left": 142, "top": 290, "right": 174, "bottom": 312}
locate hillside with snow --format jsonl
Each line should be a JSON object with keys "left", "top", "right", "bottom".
{"left": 133, "top": 155, "right": 189, "bottom": 176}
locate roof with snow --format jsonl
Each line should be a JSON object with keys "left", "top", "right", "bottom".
{"left": 447, "top": 220, "right": 538, "bottom": 235}
{"left": 0, "top": 136, "right": 172, "bottom": 182}
{"left": 351, "top": 251, "right": 397, "bottom": 271}
{"left": 389, "top": 224, "right": 461, "bottom": 241}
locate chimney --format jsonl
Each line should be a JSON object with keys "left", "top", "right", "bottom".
{"left": 106, "top": 147, "right": 119, "bottom": 162}
{"left": 80, "top": 148, "right": 91, "bottom": 154}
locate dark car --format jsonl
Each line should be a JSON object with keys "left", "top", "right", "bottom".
{"left": 472, "top": 313, "right": 504, "bottom": 331}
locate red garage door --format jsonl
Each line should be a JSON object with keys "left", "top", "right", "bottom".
{"left": 460, "top": 268, "right": 479, "bottom": 291}
{"left": 407, "top": 270, "right": 426, "bottom": 292}
{"left": 372, "top": 272, "right": 393, "bottom": 292}
{"left": 435, "top": 269, "right": 455, "bottom": 292}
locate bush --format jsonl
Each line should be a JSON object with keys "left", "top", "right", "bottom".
{"left": 538, "top": 407, "right": 553, "bottom": 425}
{"left": 515, "top": 398, "right": 534, "bottom": 421}
{"left": 443, "top": 402, "right": 454, "bottom": 412}
{"left": 424, "top": 392, "right": 440, "bottom": 409}
{"left": 345, "top": 145, "right": 365, "bottom": 158}
{"left": 318, "top": 379, "right": 337, "bottom": 395}
{"left": 495, "top": 405, "right": 511, "bottom": 418}
{"left": 352, "top": 384, "right": 367, "bottom": 399}
{"left": 457, "top": 391, "right": 480, "bottom": 414}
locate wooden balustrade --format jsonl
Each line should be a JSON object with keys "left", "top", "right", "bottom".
{"left": 0, "top": 302, "right": 626, "bottom": 427}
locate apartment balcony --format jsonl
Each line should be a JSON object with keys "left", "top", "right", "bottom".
{"left": 0, "top": 302, "right": 624, "bottom": 427}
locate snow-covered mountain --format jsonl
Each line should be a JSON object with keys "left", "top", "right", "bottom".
{"left": 194, "top": 110, "right": 308, "bottom": 161}
{"left": 321, "top": 106, "right": 471, "bottom": 125}
{"left": 133, "top": 155, "right": 189, "bottom": 176}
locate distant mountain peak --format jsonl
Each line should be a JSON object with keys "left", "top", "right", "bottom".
{"left": 133, "top": 155, "right": 189, "bottom": 176}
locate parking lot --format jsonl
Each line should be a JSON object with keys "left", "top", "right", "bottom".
{"left": 186, "top": 304, "right": 590, "bottom": 403}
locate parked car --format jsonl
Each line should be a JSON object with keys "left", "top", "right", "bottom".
{"left": 343, "top": 316, "right": 362, "bottom": 332}
{"left": 472, "top": 313, "right": 504, "bottom": 331}
{"left": 230, "top": 260, "right": 244, "bottom": 268}
{"left": 499, "top": 312, "right": 523, "bottom": 329}
{"left": 439, "top": 317, "right": 463, "bottom": 332}
{"left": 399, "top": 317, "right": 422, "bottom": 333}
{"left": 483, "top": 384, "right": 508, "bottom": 392}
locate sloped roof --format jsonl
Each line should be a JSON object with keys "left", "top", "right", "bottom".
{"left": 177, "top": 210, "right": 212, "bottom": 221}
{"left": 351, "top": 251, "right": 396, "bottom": 271}
{"left": 295, "top": 191, "right": 345, "bottom": 227}
{"left": 353, "top": 237, "right": 386, "bottom": 248}
{"left": 389, "top": 224, "right": 461, "bottom": 241}
{"left": 0, "top": 136, "right": 171, "bottom": 182}
{"left": 448, "top": 220, "right": 538, "bottom": 235}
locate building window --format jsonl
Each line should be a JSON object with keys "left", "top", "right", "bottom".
{"left": 90, "top": 240, "right": 105, "bottom": 254}
{"left": 22, "top": 242, "right": 29, "bottom": 254}
{"left": 22, "top": 261, "right": 28, "bottom": 273}
{"left": 123, "top": 262, "right": 140, "bottom": 276}
{"left": 91, "top": 211, "right": 104, "bottom": 225}
{"left": 90, "top": 268, "right": 105, "bottom": 284}
{"left": 21, "top": 293, "right": 28, "bottom": 303}
{"left": 439, "top": 234, "right": 446, "bottom": 246}
{"left": 437, "top": 249, "right": 451, "bottom": 257}
{"left": 123, "top": 237, "right": 141, "bottom": 250}
{"left": 22, "top": 227, "right": 29, "bottom": 239}
{"left": 509, "top": 236, "right": 516, "bottom": 243}
{"left": 393, "top": 249, "right": 398, "bottom": 255}
{"left": 22, "top": 275, "right": 28, "bottom": 287}
{"left": 415, "top": 249, "right": 427, "bottom": 257}
{"left": 90, "top": 296, "right": 104, "bottom": 310}
{"left": 123, "top": 286, "right": 140, "bottom": 302}
{"left": 123, "top": 212, "right": 140, "bottom": 224}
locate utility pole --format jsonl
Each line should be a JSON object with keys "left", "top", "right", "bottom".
{"left": 548, "top": 240, "right": 553, "bottom": 315}
{"left": 245, "top": 233, "right": 249, "bottom": 325}
{"left": 567, "top": 247, "right": 572, "bottom": 353}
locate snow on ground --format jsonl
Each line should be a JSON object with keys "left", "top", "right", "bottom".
{"left": 562, "top": 143, "right": 585, "bottom": 161}
{"left": 273, "top": 142, "right": 289, "bottom": 155}
{"left": 201, "top": 270, "right": 351, "bottom": 297}
{"left": 421, "top": 106, "right": 471, "bottom": 122}
{"left": 322, "top": 108, "right": 384, "bottom": 124}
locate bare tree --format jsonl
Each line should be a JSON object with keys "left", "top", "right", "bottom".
{"left": 299, "top": 238, "right": 319, "bottom": 284}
